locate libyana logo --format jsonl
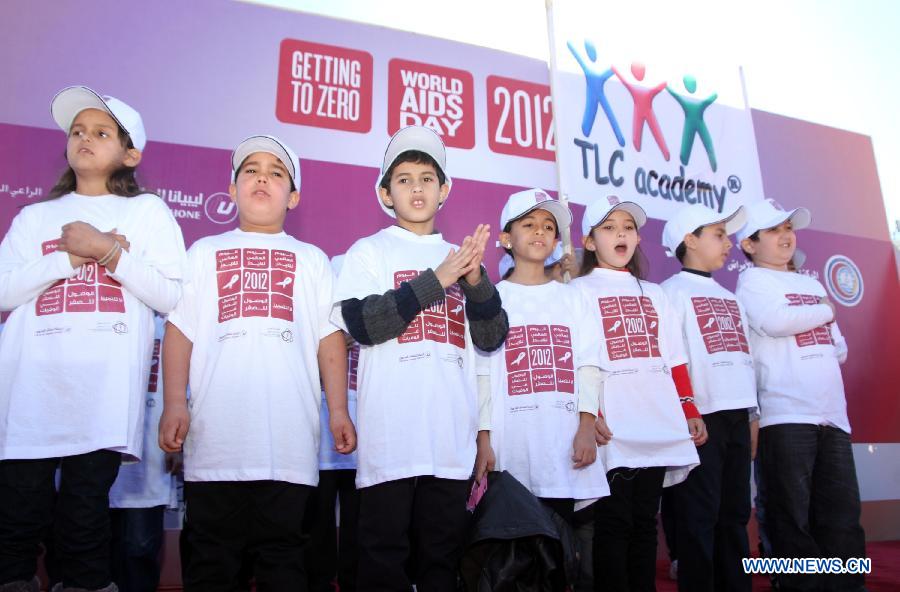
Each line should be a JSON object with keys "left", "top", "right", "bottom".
{"left": 824, "top": 255, "right": 864, "bottom": 307}
{"left": 204, "top": 192, "right": 238, "bottom": 225}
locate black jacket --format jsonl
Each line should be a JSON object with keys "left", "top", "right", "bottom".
{"left": 460, "top": 471, "right": 578, "bottom": 591}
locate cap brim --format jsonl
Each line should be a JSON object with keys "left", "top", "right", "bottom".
{"left": 714, "top": 205, "right": 748, "bottom": 235}
{"left": 51, "top": 86, "right": 121, "bottom": 134}
{"left": 232, "top": 136, "right": 298, "bottom": 187}
{"left": 787, "top": 207, "right": 811, "bottom": 230}
{"left": 509, "top": 200, "right": 573, "bottom": 230}
{"left": 611, "top": 202, "right": 648, "bottom": 228}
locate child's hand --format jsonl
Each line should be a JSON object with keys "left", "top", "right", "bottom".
{"left": 688, "top": 417, "right": 708, "bottom": 446}
{"left": 104, "top": 229, "right": 131, "bottom": 252}
{"left": 330, "top": 410, "right": 357, "bottom": 455}
{"left": 434, "top": 235, "right": 476, "bottom": 288}
{"left": 462, "top": 224, "right": 490, "bottom": 286}
{"left": 559, "top": 252, "right": 578, "bottom": 278}
{"left": 159, "top": 403, "right": 190, "bottom": 452}
{"left": 58, "top": 221, "right": 115, "bottom": 259}
{"left": 594, "top": 415, "right": 613, "bottom": 446}
{"left": 750, "top": 419, "right": 759, "bottom": 460}
{"left": 474, "top": 431, "right": 495, "bottom": 484}
{"left": 572, "top": 415, "right": 598, "bottom": 469}
{"left": 165, "top": 451, "right": 184, "bottom": 474}
{"left": 66, "top": 253, "right": 93, "bottom": 269}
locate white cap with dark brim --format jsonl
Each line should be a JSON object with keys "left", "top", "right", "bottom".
{"left": 51, "top": 85, "right": 146, "bottom": 151}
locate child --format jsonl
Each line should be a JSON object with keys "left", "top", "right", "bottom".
{"left": 108, "top": 314, "right": 180, "bottom": 592}
{"left": 304, "top": 256, "right": 360, "bottom": 592}
{"left": 332, "top": 126, "right": 508, "bottom": 591}
{"left": 570, "top": 196, "right": 704, "bottom": 592}
{"left": 0, "top": 86, "right": 186, "bottom": 592}
{"left": 158, "top": 135, "right": 356, "bottom": 591}
{"left": 475, "top": 188, "right": 609, "bottom": 532}
{"left": 735, "top": 199, "right": 865, "bottom": 591}
{"left": 660, "top": 205, "right": 756, "bottom": 592}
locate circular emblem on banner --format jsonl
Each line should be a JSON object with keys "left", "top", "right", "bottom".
{"left": 204, "top": 192, "right": 238, "bottom": 225}
{"left": 824, "top": 255, "right": 864, "bottom": 307}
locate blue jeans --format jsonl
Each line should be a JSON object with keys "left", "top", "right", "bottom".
{"left": 759, "top": 424, "right": 866, "bottom": 592}
{"left": 109, "top": 506, "right": 165, "bottom": 592}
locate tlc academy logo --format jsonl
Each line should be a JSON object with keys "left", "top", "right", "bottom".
{"left": 567, "top": 39, "right": 740, "bottom": 214}
{"left": 824, "top": 255, "right": 864, "bottom": 307}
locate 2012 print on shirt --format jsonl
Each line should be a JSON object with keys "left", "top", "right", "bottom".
{"left": 691, "top": 297, "right": 750, "bottom": 354}
{"left": 505, "top": 325, "right": 575, "bottom": 395}
{"left": 598, "top": 296, "right": 659, "bottom": 361}
{"left": 36, "top": 239, "right": 126, "bottom": 315}
{"left": 394, "top": 270, "right": 465, "bottom": 348}
{"left": 786, "top": 293, "right": 834, "bottom": 348}
{"left": 216, "top": 248, "right": 296, "bottom": 323}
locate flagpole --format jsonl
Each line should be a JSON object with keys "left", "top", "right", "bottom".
{"left": 544, "top": 0, "right": 574, "bottom": 282}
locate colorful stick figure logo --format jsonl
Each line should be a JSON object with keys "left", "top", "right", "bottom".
{"left": 568, "top": 41, "right": 720, "bottom": 171}
{"left": 824, "top": 255, "right": 864, "bottom": 307}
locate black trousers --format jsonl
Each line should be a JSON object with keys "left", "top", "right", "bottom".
{"left": 182, "top": 480, "right": 313, "bottom": 592}
{"left": 304, "top": 469, "right": 359, "bottom": 592}
{"left": 356, "top": 476, "right": 470, "bottom": 592}
{"left": 592, "top": 466, "right": 666, "bottom": 592}
{"left": 671, "top": 408, "right": 751, "bottom": 592}
{"left": 0, "top": 450, "right": 121, "bottom": 589}
{"left": 759, "top": 424, "right": 866, "bottom": 592}
{"left": 109, "top": 506, "right": 166, "bottom": 592}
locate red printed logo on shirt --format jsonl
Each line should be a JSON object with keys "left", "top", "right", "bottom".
{"left": 35, "top": 239, "right": 126, "bottom": 316}
{"left": 597, "top": 296, "right": 662, "bottom": 361}
{"left": 393, "top": 271, "right": 466, "bottom": 348}
{"left": 691, "top": 297, "right": 750, "bottom": 355}
{"left": 505, "top": 324, "right": 575, "bottom": 395}
{"left": 215, "top": 249, "right": 296, "bottom": 323}
{"left": 784, "top": 293, "right": 834, "bottom": 347}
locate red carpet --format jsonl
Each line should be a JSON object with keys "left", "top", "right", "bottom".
{"left": 654, "top": 540, "right": 900, "bottom": 591}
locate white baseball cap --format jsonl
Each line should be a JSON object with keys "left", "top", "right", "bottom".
{"left": 581, "top": 195, "right": 647, "bottom": 236}
{"left": 51, "top": 85, "right": 146, "bottom": 151}
{"left": 661, "top": 205, "right": 747, "bottom": 258}
{"left": 375, "top": 126, "right": 452, "bottom": 218}
{"left": 231, "top": 135, "right": 301, "bottom": 191}
{"left": 498, "top": 243, "right": 564, "bottom": 277}
{"left": 735, "top": 198, "right": 811, "bottom": 242}
{"left": 500, "top": 188, "right": 572, "bottom": 231}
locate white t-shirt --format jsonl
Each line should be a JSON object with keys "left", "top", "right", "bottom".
{"left": 477, "top": 280, "right": 610, "bottom": 501}
{"left": 735, "top": 267, "right": 850, "bottom": 432}
{"left": 571, "top": 268, "right": 699, "bottom": 486}
{"left": 661, "top": 271, "right": 758, "bottom": 415}
{"left": 318, "top": 342, "right": 359, "bottom": 471}
{"left": 0, "top": 193, "right": 186, "bottom": 460}
{"left": 168, "top": 229, "right": 337, "bottom": 486}
{"left": 109, "top": 315, "right": 177, "bottom": 509}
{"left": 332, "top": 225, "right": 477, "bottom": 488}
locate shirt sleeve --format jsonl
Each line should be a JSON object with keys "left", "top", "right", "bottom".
{"left": 166, "top": 243, "right": 203, "bottom": 343}
{"left": 313, "top": 249, "right": 338, "bottom": 341}
{"left": 107, "top": 198, "right": 187, "bottom": 313}
{"left": 657, "top": 288, "right": 689, "bottom": 368}
{"left": 0, "top": 208, "right": 78, "bottom": 310}
{"left": 831, "top": 321, "right": 848, "bottom": 364}
{"left": 736, "top": 273, "right": 833, "bottom": 338}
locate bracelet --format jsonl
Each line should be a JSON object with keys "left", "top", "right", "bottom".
{"left": 97, "top": 241, "right": 121, "bottom": 267}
